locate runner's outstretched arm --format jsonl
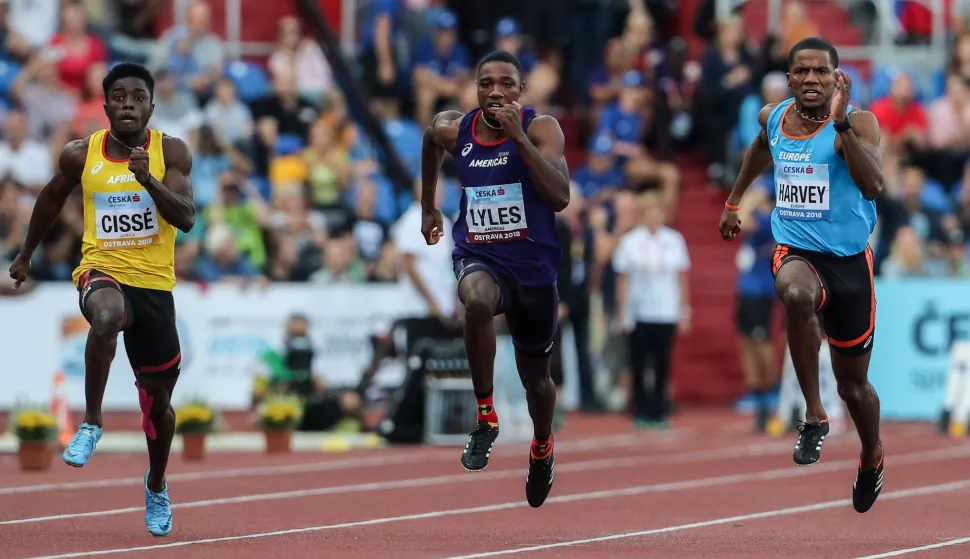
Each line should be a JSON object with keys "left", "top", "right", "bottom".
{"left": 17, "top": 141, "right": 85, "bottom": 259}
{"left": 133, "top": 136, "right": 195, "bottom": 233}
{"left": 725, "top": 104, "right": 777, "bottom": 208}
{"left": 835, "top": 111, "right": 883, "bottom": 200}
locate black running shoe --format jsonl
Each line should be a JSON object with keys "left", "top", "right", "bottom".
{"left": 461, "top": 420, "right": 499, "bottom": 471}
{"left": 793, "top": 419, "right": 829, "bottom": 466}
{"left": 525, "top": 452, "right": 555, "bottom": 508}
{"left": 853, "top": 450, "right": 884, "bottom": 513}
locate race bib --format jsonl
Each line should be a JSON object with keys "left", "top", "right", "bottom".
{"left": 464, "top": 183, "right": 529, "bottom": 243}
{"left": 93, "top": 190, "right": 160, "bottom": 249}
{"left": 775, "top": 163, "right": 830, "bottom": 221}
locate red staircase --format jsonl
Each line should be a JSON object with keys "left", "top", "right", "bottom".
{"left": 668, "top": 159, "right": 745, "bottom": 404}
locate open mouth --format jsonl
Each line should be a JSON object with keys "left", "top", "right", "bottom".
{"left": 802, "top": 89, "right": 821, "bottom": 101}
{"left": 120, "top": 115, "right": 136, "bottom": 123}
{"left": 486, "top": 102, "right": 503, "bottom": 111}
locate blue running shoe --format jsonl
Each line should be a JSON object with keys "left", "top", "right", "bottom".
{"left": 144, "top": 470, "right": 173, "bottom": 536}
{"left": 62, "top": 422, "right": 102, "bottom": 467}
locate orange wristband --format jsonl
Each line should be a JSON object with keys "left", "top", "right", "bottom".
{"left": 725, "top": 203, "right": 741, "bottom": 211}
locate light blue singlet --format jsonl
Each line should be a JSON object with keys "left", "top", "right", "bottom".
{"left": 766, "top": 98, "right": 877, "bottom": 257}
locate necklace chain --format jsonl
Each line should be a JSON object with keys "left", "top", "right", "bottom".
{"left": 108, "top": 131, "right": 144, "bottom": 152}
{"left": 794, "top": 106, "right": 829, "bottom": 123}
{"left": 480, "top": 112, "right": 502, "bottom": 130}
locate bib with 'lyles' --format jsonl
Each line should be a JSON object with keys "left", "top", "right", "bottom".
{"left": 450, "top": 107, "right": 561, "bottom": 286}
{"left": 72, "top": 128, "right": 178, "bottom": 291}
{"left": 766, "top": 98, "right": 876, "bottom": 257}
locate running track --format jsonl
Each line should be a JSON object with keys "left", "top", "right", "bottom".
{"left": 1, "top": 411, "right": 969, "bottom": 558}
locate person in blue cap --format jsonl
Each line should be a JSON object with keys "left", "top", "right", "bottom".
{"left": 494, "top": 18, "right": 538, "bottom": 76}
{"left": 572, "top": 134, "right": 626, "bottom": 209}
{"left": 412, "top": 10, "right": 472, "bottom": 126}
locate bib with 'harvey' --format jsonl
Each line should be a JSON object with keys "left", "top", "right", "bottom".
{"left": 775, "top": 162, "right": 830, "bottom": 221}
{"left": 464, "top": 183, "right": 529, "bottom": 243}
{"left": 73, "top": 128, "right": 178, "bottom": 291}
{"left": 765, "top": 99, "right": 877, "bottom": 257}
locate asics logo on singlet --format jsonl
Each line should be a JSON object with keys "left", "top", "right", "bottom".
{"left": 461, "top": 143, "right": 473, "bottom": 156}
{"left": 90, "top": 162, "right": 104, "bottom": 175}
{"left": 468, "top": 156, "right": 508, "bottom": 168}
{"left": 106, "top": 173, "right": 138, "bottom": 185}
{"left": 778, "top": 151, "right": 812, "bottom": 162}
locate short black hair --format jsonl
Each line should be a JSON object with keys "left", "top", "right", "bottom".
{"left": 102, "top": 62, "right": 155, "bottom": 101}
{"left": 477, "top": 50, "right": 523, "bottom": 80}
{"left": 788, "top": 37, "right": 839, "bottom": 69}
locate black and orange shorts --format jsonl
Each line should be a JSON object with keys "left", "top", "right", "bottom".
{"left": 771, "top": 244, "right": 876, "bottom": 357}
{"left": 77, "top": 269, "right": 182, "bottom": 378}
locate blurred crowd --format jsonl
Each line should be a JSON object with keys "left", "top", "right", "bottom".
{"left": 0, "top": 0, "right": 968, "bottom": 419}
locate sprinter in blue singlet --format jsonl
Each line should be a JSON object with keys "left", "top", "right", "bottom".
{"left": 718, "top": 37, "right": 885, "bottom": 515}
{"left": 420, "top": 50, "right": 570, "bottom": 509}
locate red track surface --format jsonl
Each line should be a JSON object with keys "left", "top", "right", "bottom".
{"left": 2, "top": 410, "right": 969, "bottom": 559}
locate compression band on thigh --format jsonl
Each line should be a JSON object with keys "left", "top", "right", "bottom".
{"left": 133, "top": 352, "right": 182, "bottom": 377}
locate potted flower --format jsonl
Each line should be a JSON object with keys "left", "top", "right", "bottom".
{"left": 257, "top": 395, "right": 303, "bottom": 454}
{"left": 174, "top": 400, "right": 216, "bottom": 461}
{"left": 12, "top": 408, "right": 58, "bottom": 471}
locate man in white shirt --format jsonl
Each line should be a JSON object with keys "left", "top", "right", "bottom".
{"left": 612, "top": 191, "right": 691, "bottom": 428}
{"left": 392, "top": 179, "right": 457, "bottom": 319}
{"left": 0, "top": 109, "right": 53, "bottom": 194}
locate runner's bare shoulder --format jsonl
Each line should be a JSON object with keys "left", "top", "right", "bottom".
{"left": 428, "top": 110, "right": 464, "bottom": 152}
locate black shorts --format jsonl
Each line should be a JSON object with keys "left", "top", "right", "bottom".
{"left": 77, "top": 269, "right": 182, "bottom": 378}
{"left": 771, "top": 244, "right": 875, "bottom": 357}
{"left": 453, "top": 257, "right": 559, "bottom": 358}
{"left": 736, "top": 295, "right": 774, "bottom": 342}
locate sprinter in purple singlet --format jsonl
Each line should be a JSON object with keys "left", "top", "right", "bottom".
{"left": 420, "top": 50, "right": 570, "bottom": 508}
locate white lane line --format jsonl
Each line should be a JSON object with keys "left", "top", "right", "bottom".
{"left": 440, "top": 480, "right": 970, "bottom": 559}
{"left": 21, "top": 470, "right": 970, "bottom": 558}
{"left": 0, "top": 436, "right": 837, "bottom": 525}
{"left": 853, "top": 537, "right": 970, "bottom": 558}
{"left": 0, "top": 431, "right": 673, "bottom": 496}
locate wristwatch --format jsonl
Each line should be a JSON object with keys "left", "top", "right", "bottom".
{"left": 834, "top": 118, "right": 852, "bottom": 133}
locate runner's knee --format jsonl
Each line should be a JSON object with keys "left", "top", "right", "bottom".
{"left": 89, "top": 308, "right": 125, "bottom": 338}
{"left": 459, "top": 275, "right": 499, "bottom": 324}
{"left": 779, "top": 284, "right": 816, "bottom": 320}
{"left": 837, "top": 380, "right": 873, "bottom": 408}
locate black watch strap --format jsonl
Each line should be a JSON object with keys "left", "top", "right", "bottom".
{"left": 834, "top": 118, "right": 852, "bottom": 133}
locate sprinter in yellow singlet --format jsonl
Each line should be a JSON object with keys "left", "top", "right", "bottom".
{"left": 7, "top": 63, "right": 194, "bottom": 537}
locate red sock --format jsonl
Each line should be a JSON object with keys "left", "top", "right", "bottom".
{"left": 476, "top": 393, "right": 498, "bottom": 427}
{"left": 531, "top": 435, "right": 553, "bottom": 459}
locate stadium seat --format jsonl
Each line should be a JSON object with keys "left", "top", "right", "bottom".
{"left": 0, "top": 59, "right": 22, "bottom": 100}
{"left": 225, "top": 60, "right": 271, "bottom": 102}
{"left": 930, "top": 67, "right": 947, "bottom": 100}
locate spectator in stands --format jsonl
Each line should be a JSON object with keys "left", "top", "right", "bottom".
{"left": 573, "top": 134, "right": 626, "bottom": 208}
{"left": 347, "top": 178, "right": 389, "bottom": 279}
{"left": 948, "top": 34, "right": 970, "bottom": 82}
{"left": 662, "top": 37, "right": 700, "bottom": 150}
{"left": 203, "top": 78, "right": 254, "bottom": 148}
{"left": 596, "top": 69, "right": 679, "bottom": 210}
{"left": 196, "top": 222, "right": 266, "bottom": 285}
{"left": 943, "top": 228, "right": 970, "bottom": 276}
{"left": 358, "top": 0, "right": 405, "bottom": 101}
{"left": 46, "top": 2, "right": 106, "bottom": 95}
{"left": 700, "top": 14, "right": 755, "bottom": 190}
{"left": 737, "top": 72, "right": 789, "bottom": 162}
{"left": 494, "top": 18, "right": 537, "bottom": 75}
{"left": 612, "top": 191, "right": 690, "bottom": 428}
{"left": 554, "top": 182, "right": 599, "bottom": 414}
{"left": 567, "top": 0, "right": 622, "bottom": 106}
{"left": 302, "top": 118, "right": 351, "bottom": 211}
{"left": 6, "top": 0, "right": 59, "bottom": 56}
{"left": 412, "top": 9, "right": 471, "bottom": 126}
{"left": 309, "top": 234, "right": 367, "bottom": 285}
{"left": 588, "top": 38, "right": 637, "bottom": 122}
{"left": 0, "top": 108, "right": 52, "bottom": 194}
{"left": 251, "top": 64, "right": 321, "bottom": 177}
{"left": 369, "top": 94, "right": 423, "bottom": 179}
{"left": 204, "top": 170, "right": 270, "bottom": 270}
{"left": 149, "top": 69, "right": 203, "bottom": 141}
{"left": 0, "top": 177, "right": 25, "bottom": 259}
{"left": 190, "top": 124, "right": 246, "bottom": 209}
{"left": 268, "top": 16, "right": 332, "bottom": 105}
{"left": 393, "top": 177, "right": 456, "bottom": 321}
{"left": 108, "top": 0, "right": 162, "bottom": 64}
{"left": 926, "top": 73, "right": 970, "bottom": 190}
{"left": 898, "top": 162, "right": 953, "bottom": 248}
{"left": 869, "top": 70, "right": 928, "bottom": 156}
{"left": 174, "top": 234, "right": 201, "bottom": 282}
{"left": 9, "top": 52, "right": 75, "bottom": 143}
{"left": 733, "top": 182, "right": 779, "bottom": 431}
{"left": 73, "top": 62, "right": 109, "bottom": 139}
{"left": 780, "top": 0, "right": 819, "bottom": 53}
{"left": 150, "top": 0, "right": 224, "bottom": 101}
{"left": 881, "top": 225, "right": 948, "bottom": 277}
